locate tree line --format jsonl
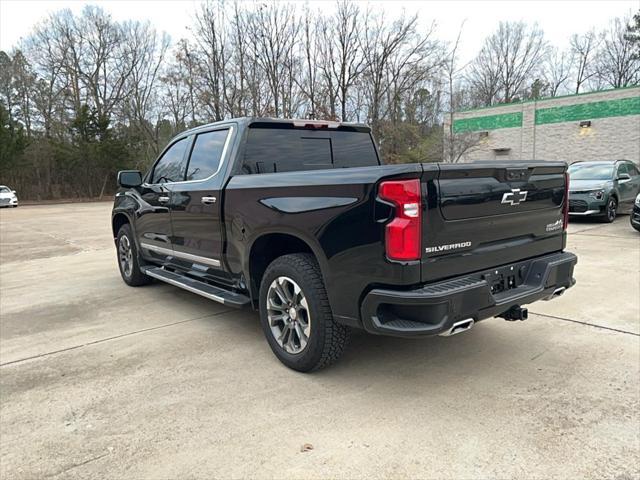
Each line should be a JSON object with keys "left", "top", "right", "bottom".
{"left": 1, "top": 1, "right": 638, "bottom": 200}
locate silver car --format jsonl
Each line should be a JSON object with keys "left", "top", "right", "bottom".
{"left": 0, "top": 185, "right": 19, "bottom": 208}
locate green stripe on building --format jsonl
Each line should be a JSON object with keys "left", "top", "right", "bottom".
{"left": 535, "top": 96, "right": 640, "bottom": 125}
{"left": 453, "top": 112, "right": 522, "bottom": 133}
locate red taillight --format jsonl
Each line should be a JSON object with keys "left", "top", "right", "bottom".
{"left": 379, "top": 179, "right": 422, "bottom": 261}
{"left": 563, "top": 172, "right": 569, "bottom": 230}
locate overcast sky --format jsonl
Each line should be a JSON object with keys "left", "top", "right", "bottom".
{"left": 1, "top": 0, "right": 638, "bottom": 64}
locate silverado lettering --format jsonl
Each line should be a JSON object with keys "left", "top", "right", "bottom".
{"left": 425, "top": 242, "right": 472, "bottom": 253}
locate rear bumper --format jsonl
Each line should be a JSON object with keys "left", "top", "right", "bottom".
{"left": 360, "top": 251, "right": 577, "bottom": 337}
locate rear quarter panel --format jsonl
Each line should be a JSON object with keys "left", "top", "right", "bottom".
{"left": 223, "top": 164, "right": 424, "bottom": 322}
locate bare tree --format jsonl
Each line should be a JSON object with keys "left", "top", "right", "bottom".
{"left": 595, "top": 15, "right": 640, "bottom": 88}
{"left": 161, "top": 46, "right": 191, "bottom": 132}
{"left": 194, "top": 0, "right": 228, "bottom": 121}
{"left": 121, "top": 21, "right": 169, "bottom": 156}
{"left": 225, "top": 2, "right": 250, "bottom": 117}
{"left": 544, "top": 47, "right": 573, "bottom": 96}
{"left": 444, "top": 21, "right": 466, "bottom": 162}
{"left": 570, "top": 30, "right": 599, "bottom": 93}
{"left": 317, "top": 1, "right": 365, "bottom": 121}
{"left": 360, "top": 12, "right": 440, "bottom": 138}
{"left": 0, "top": 52, "right": 16, "bottom": 123}
{"left": 468, "top": 22, "right": 546, "bottom": 105}
{"left": 466, "top": 44, "right": 502, "bottom": 106}
{"left": 10, "top": 51, "right": 35, "bottom": 137}
{"left": 443, "top": 25, "right": 481, "bottom": 164}
{"left": 248, "top": 2, "right": 300, "bottom": 117}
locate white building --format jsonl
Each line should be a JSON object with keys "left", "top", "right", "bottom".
{"left": 446, "top": 86, "right": 640, "bottom": 164}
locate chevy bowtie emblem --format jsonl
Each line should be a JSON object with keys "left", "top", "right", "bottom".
{"left": 501, "top": 188, "right": 528, "bottom": 206}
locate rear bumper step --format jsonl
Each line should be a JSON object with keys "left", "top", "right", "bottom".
{"left": 143, "top": 267, "right": 251, "bottom": 308}
{"left": 360, "top": 251, "right": 577, "bottom": 337}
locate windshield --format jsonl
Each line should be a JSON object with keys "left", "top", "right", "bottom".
{"left": 0, "top": 187, "right": 10, "bottom": 193}
{"left": 568, "top": 164, "right": 614, "bottom": 181}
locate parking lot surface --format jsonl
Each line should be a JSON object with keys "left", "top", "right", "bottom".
{"left": 1, "top": 202, "right": 639, "bottom": 479}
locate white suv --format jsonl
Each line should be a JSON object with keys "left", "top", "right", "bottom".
{"left": 0, "top": 186, "right": 18, "bottom": 208}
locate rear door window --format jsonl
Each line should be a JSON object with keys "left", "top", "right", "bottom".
{"left": 185, "top": 129, "right": 229, "bottom": 181}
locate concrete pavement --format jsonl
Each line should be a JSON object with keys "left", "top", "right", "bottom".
{"left": 1, "top": 203, "right": 638, "bottom": 479}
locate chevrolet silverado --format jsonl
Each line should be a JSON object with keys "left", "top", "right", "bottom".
{"left": 112, "top": 118, "right": 577, "bottom": 371}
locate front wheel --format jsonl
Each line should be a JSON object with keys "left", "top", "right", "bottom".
{"left": 602, "top": 197, "right": 617, "bottom": 223}
{"left": 116, "top": 223, "right": 151, "bottom": 286}
{"left": 259, "top": 253, "right": 349, "bottom": 372}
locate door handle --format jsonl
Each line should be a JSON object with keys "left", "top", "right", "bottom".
{"left": 201, "top": 196, "right": 217, "bottom": 205}
{"left": 158, "top": 196, "right": 170, "bottom": 203}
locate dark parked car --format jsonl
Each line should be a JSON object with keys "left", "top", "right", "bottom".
{"left": 112, "top": 118, "right": 577, "bottom": 371}
{"left": 631, "top": 194, "right": 640, "bottom": 232}
{"left": 568, "top": 160, "right": 640, "bottom": 222}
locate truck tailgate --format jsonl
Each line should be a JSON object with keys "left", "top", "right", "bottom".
{"left": 421, "top": 162, "right": 568, "bottom": 283}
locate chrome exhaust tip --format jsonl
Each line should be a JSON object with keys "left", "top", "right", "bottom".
{"left": 544, "top": 286, "right": 566, "bottom": 301}
{"left": 439, "top": 318, "right": 475, "bottom": 337}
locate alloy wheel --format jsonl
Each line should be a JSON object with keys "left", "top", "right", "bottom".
{"left": 266, "top": 276, "right": 311, "bottom": 354}
{"left": 118, "top": 235, "right": 133, "bottom": 278}
{"left": 607, "top": 199, "right": 617, "bottom": 221}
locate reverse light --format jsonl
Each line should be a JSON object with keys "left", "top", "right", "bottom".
{"left": 563, "top": 172, "right": 569, "bottom": 230}
{"left": 379, "top": 179, "right": 422, "bottom": 261}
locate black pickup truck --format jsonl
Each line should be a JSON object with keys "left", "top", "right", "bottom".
{"left": 112, "top": 118, "right": 577, "bottom": 371}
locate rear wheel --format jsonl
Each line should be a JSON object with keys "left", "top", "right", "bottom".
{"left": 116, "top": 223, "right": 151, "bottom": 286}
{"left": 259, "top": 253, "right": 349, "bottom": 372}
{"left": 602, "top": 197, "right": 617, "bottom": 223}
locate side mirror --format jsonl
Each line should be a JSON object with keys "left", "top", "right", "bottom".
{"left": 117, "top": 170, "right": 143, "bottom": 188}
{"left": 617, "top": 173, "right": 631, "bottom": 183}
{"left": 12, "top": 190, "right": 16, "bottom": 194}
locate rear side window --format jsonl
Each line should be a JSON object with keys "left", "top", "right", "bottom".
{"left": 242, "top": 128, "right": 378, "bottom": 174}
{"left": 151, "top": 138, "right": 188, "bottom": 184}
{"left": 628, "top": 164, "right": 640, "bottom": 176}
{"left": 186, "top": 129, "right": 229, "bottom": 181}
{"left": 331, "top": 132, "right": 380, "bottom": 167}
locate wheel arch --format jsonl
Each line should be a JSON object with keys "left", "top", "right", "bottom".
{"left": 247, "top": 231, "right": 328, "bottom": 307}
{"left": 112, "top": 212, "right": 133, "bottom": 241}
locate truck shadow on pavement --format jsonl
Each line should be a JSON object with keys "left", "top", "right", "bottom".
{"left": 189, "top": 293, "right": 541, "bottom": 384}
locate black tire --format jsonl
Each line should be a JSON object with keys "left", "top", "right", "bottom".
{"left": 602, "top": 196, "right": 617, "bottom": 223}
{"left": 259, "top": 253, "right": 349, "bottom": 372}
{"left": 116, "top": 223, "right": 151, "bottom": 287}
